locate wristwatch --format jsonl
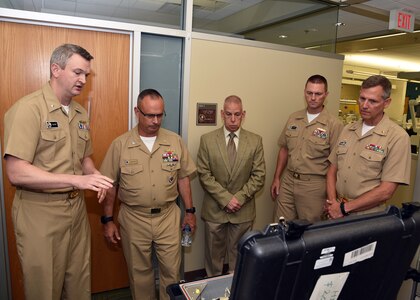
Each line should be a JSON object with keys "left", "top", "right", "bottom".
{"left": 340, "top": 202, "right": 350, "bottom": 216}
{"left": 101, "top": 215, "right": 114, "bottom": 224}
{"left": 185, "top": 207, "right": 196, "bottom": 214}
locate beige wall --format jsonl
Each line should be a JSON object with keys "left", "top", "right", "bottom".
{"left": 185, "top": 38, "right": 344, "bottom": 272}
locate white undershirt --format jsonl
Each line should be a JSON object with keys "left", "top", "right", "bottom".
{"left": 362, "top": 123, "right": 375, "bottom": 136}
{"left": 307, "top": 112, "right": 320, "bottom": 123}
{"left": 61, "top": 105, "right": 70, "bottom": 116}
{"left": 140, "top": 136, "right": 156, "bottom": 152}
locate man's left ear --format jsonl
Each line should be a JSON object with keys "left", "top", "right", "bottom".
{"left": 242, "top": 110, "right": 246, "bottom": 117}
{"left": 384, "top": 98, "right": 392, "bottom": 108}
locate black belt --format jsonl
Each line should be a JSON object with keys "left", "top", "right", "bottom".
{"left": 151, "top": 208, "right": 161, "bottom": 214}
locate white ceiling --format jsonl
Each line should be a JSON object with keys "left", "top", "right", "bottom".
{"left": 1, "top": 0, "right": 419, "bottom": 74}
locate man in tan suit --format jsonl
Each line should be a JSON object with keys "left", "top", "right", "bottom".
{"left": 197, "top": 95, "right": 266, "bottom": 277}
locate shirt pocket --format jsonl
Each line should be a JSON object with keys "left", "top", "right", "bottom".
{"left": 285, "top": 130, "right": 299, "bottom": 150}
{"left": 161, "top": 162, "right": 181, "bottom": 189}
{"left": 38, "top": 129, "right": 67, "bottom": 162}
{"left": 336, "top": 146, "right": 348, "bottom": 167}
{"left": 359, "top": 150, "right": 384, "bottom": 178}
{"left": 119, "top": 164, "right": 144, "bottom": 190}
{"left": 307, "top": 135, "right": 329, "bottom": 159}
{"left": 77, "top": 129, "right": 90, "bottom": 159}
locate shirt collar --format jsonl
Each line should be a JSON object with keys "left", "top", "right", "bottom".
{"left": 224, "top": 127, "right": 241, "bottom": 139}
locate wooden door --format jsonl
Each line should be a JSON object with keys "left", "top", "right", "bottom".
{"left": 0, "top": 21, "right": 130, "bottom": 299}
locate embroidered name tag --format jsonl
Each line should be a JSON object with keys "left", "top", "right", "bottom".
{"left": 124, "top": 159, "right": 138, "bottom": 165}
{"left": 46, "top": 121, "right": 59, "bottom": 128}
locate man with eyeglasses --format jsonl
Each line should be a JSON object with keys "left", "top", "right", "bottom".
{"left": 197, "top": 95, "right": 266, "bottom": 276}
{"left": 271, "top": 74, "right": 343, "bottom": 223}
{"left": 99, "top": 88, "right": 196, "bottom": 300}
{"left": 325, "top": 75, "right": 411, "bottom": 219}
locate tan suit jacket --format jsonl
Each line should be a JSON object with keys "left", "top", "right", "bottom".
{"left": 197, "top": 127, "right": 266, "bottom": 224}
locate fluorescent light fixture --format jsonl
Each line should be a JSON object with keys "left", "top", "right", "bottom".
{"left": 345, "top": 54, "right": 420, "bottom": 72}
{"left": 360, "top": 32, "right": 406, "bottom": 41}
{"left": 278, "top": 35, "right": 288, "bottom": 39}
{"left": 345, "top": 70, "right": 404, "bottom": 84}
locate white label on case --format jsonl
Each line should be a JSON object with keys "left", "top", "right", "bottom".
{"left": 343, "top": 241, "right": 377, "bottom": 267}
{"left": 321, "top": 246, "right": 336, "bottom": 255}
{"left": 310, "top": 272, "right": 349, "bottom": 300}
{"left": 314, "top": 255, "right": 334, "bottom": 270}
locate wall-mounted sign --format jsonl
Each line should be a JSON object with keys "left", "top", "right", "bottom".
{"left": 389, "top": 9, "right": 415, "bottom": 32}
{"left": 197, "top": 103, "right": 217, "bottom": 126}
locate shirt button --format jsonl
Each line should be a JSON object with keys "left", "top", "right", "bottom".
{"left": 152, "top": 184, "right": 155, "bottom": 187}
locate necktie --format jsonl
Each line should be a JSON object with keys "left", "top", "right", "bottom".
{"left": 227, "top": 132, "right": 236, "bottom": 169}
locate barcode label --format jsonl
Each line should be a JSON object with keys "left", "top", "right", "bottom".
{"left": 343, "top": 241, "right": 377, "bottom": 267}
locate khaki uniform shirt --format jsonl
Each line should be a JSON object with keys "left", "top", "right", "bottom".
{"left": 278, "top": 108, "right": 343, "bottom": 175}
{"left": 329, "top": 114, "right": 411, "bottom": 200}
{"left": 100, "top": 126, "right": 196, "bottom": 207}
{"left": 4, "top": 83, "right": 92, "bottom": 191}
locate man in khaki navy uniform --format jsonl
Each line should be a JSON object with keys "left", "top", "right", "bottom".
{"left": 326, "top": 75, "right": 411, "bottom": 219}
{"left": 197, "top": 95, "right": 266, "bottom": 277}
{"left": 100, "top": 89, "right": 196, "bottom": 300}
{"left": 3, "top": 44, "right": 114, "bottom": 300}
{"left": 271, "top": 75, "right": 343, "bottom": 223}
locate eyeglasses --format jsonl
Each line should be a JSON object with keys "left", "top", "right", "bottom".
{"left": 137, "top": 107, "right": 166, "bottom": 119}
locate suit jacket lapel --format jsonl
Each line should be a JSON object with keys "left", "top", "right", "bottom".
{"left": 231, "top": 130, "right": 247, "bottom": 176}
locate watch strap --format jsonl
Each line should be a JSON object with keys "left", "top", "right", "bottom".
{"left": 340, "top": 202, "right": 350, "bottom": 216}
{"left": 101, "top": 215, "right": 114, "bottom": 224}
{"left": 185, "top": 207, "right": 196, "bottom": 214}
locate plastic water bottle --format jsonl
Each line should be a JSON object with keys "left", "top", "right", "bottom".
{"left": 181, "top": 224, "right": 192, "bottom": 247}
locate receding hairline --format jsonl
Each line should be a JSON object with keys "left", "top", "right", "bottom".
{"left": 224, "top": 95, "right": 242, "bottom": 106}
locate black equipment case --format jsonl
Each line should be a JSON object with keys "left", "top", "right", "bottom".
{"left": 168, "top": 203, "right": 420, "bottom": 300}
{"left": 230, "top": 203, "right": 420, "bottom": 300}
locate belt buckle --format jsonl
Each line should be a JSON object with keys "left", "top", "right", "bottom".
{"left": 293, "top": 172, "right": 300, "bottom": 179}
{"left": 69, "top": 190, "right": 79, "bottom": 199}
{"left": 151, "top": 208, "right": 161, "bottom": 214}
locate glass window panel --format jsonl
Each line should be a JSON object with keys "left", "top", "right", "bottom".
{"left": 193, "top": 0, "right": 339, "bottom": 53}
{"left": 140, "top": 33, "right": 183, "bottom": 133}
{"left": 0, "top": 0, "right": 184, "bottom": 29}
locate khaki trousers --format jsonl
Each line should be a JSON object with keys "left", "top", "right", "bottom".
{"left": 204, "top": 220, "right": 252, "bottom": 277}
{"left": 12, "top": 190, "right": 91, "bottom": 300}
{"left": 119, "top": 202, "right": 181, "bottom": 300}
{"left": 275, "top": 170, "right": 326, "bottom": 223}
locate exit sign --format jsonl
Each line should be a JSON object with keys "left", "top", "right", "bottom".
{"left": 389, "top": 9, "right": 415, "bottom": 32}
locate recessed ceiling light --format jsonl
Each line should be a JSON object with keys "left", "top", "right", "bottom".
{"left": 278, "top": 35, "right": 288, "bottom": 39}
{"left": 335, "top": 22, "right": 345, "bottom": 27}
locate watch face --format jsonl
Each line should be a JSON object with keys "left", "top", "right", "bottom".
{"left": 186, "top": 207, "right": 196, "bottom": 213}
